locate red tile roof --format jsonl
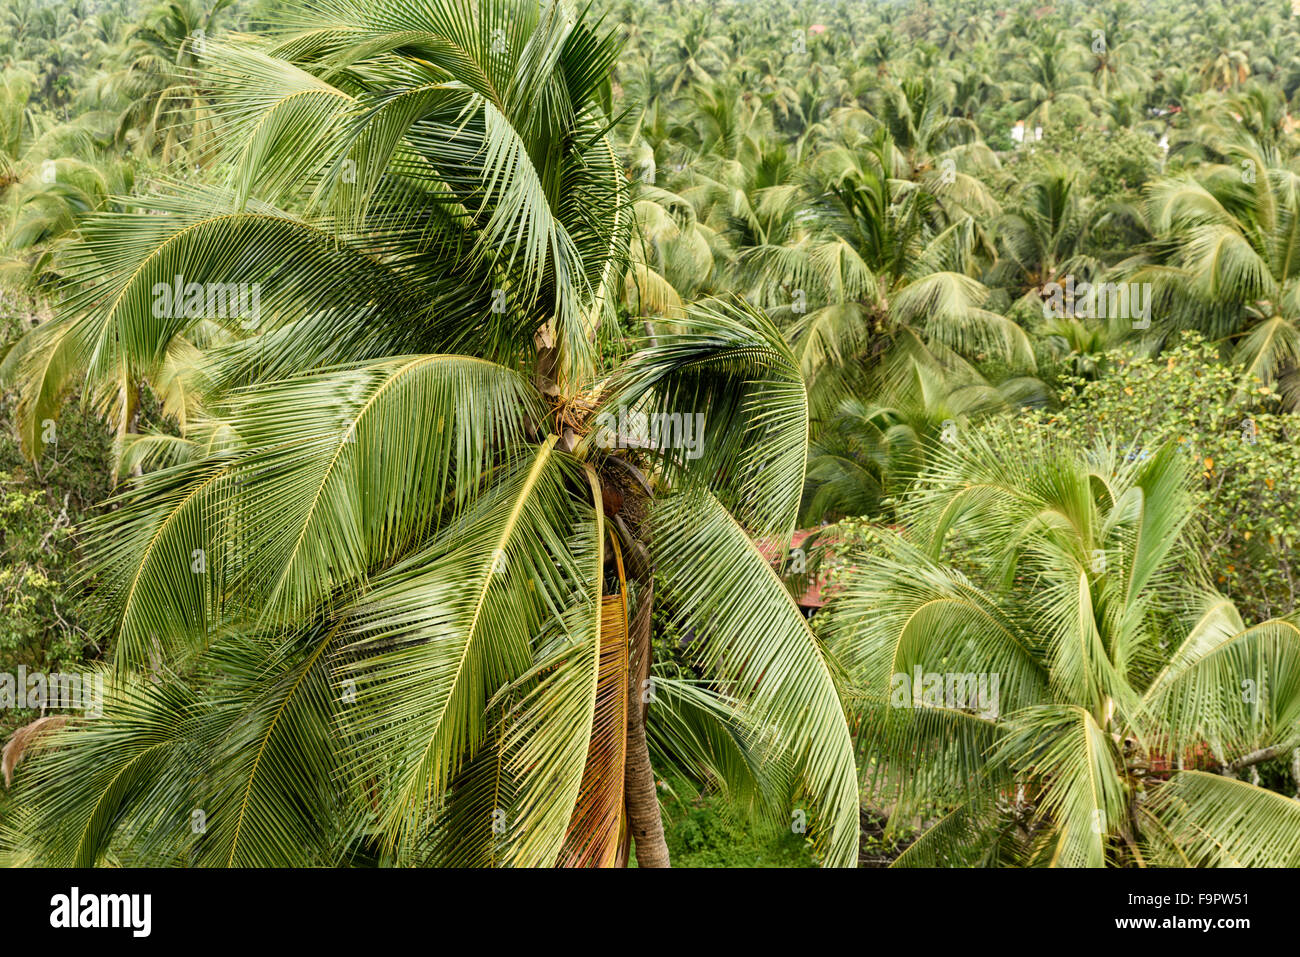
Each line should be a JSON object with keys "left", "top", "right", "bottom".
{"left": 755, "top": 528, "right": 837, "bottom": 609}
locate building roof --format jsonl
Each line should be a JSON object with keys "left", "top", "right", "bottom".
{"left": 754, "top": 528, "right": 836, "bottom": 610}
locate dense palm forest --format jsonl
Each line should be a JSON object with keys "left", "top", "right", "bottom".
{"left": 0, "top": 0, "right": 1298, "bottom": 869}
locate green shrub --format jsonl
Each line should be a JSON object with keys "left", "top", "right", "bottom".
{"left": 984, "top": 333, "right": 1300, "bottom": 620}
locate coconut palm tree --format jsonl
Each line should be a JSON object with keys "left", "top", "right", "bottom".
{"left": 0, "top": 67, "right": 137, "bottom": 290}
{"left": 0, "top": 0, "right": 859, "bottom": 868}
{"left": 1199, "top": 42, "right": 1251, "bottom": 92}
{"left": 747, "top": 120, "right": 1028, "bottom": 423}
{"left": 991, "top": 159, "right": 1104, "bottom": 306}
{"left": 111, "top": 0, "right": 235, "bottom": 161}
{"left": 1133, "top": 149, "right": 1300, "bottom": 402}
{"left": 824, "top": 429, "right": 1300, "bottom": 866}
{"left": 1005, "top": 32, "right": 1095, "bottom": 128}
{"left": 802, "top": 353, "right": 1045, "bottom": 523}
{"left": 623, "top": 182, "right": 725, "bottom": 319}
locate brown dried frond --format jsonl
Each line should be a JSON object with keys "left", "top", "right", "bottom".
{"left": 2, "top": 716, "right": 68, "bottom": 787}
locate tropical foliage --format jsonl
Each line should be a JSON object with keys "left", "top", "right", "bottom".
{"left": 3, "top": 0, "right": 1300, "bottom": 868}
{"left": 825, "top": 430, "right": 1300, "bottom": 867}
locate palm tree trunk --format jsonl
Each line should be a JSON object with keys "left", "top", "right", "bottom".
{"left": 625, "top": 710, "right": 668, "bottom": 866}
{"left": 114, "top": 376, "right": 142, "bottom": 483}
{"left": 534, "top": 322, "right": 562, "bottom": 401}
{"left": 623, "top": 572, "right": 670, "bottom": 867}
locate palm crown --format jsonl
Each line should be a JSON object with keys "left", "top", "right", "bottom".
{"left": 825, "top": 430, "right": 1300, "bottom": 866}
{"left": 1, "top": 0, "right": 859, "bottom": 868}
